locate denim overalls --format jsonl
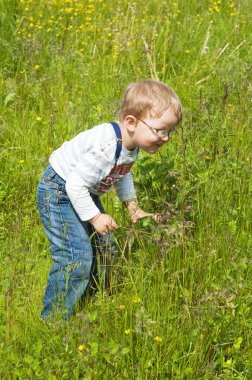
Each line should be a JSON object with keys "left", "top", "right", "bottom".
{"left": 37, "top": 122, "right": 122, "bottom": 320}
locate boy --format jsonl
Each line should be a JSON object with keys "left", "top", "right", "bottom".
{"left": 37, "top": 79, "right": 182, "bottom": 320}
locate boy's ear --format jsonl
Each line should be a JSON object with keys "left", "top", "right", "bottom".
{"left": 124, "top": 115, "right": 137, "bottom": 132}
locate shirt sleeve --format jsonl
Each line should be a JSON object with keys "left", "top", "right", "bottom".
{"left": 114, "top": 171, "right": 137, "bottom": 201}
{"left": 65, "top": 131, "right": 116, "bottom": 221}
{"left": 65, "top": 172, "right": 100, "bottom": 221}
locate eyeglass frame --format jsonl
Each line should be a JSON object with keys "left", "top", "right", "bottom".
{"left": 136, "top": 118, "right": 177, "bottom": 138}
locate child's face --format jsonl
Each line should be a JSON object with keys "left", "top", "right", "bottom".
{"left": 129, "top": 107, "right": 178, "bottom": 154}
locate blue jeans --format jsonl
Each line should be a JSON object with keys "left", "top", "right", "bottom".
{"left": 37, "top": 165, "right": 114, "bottom": 320}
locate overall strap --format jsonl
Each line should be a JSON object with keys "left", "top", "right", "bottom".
{"left": 111, "top": 121, "right": 122, "bottom": 165}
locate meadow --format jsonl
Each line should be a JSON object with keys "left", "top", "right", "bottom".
{"left": 0, "top": 0, "right": 252, "bottom": 378}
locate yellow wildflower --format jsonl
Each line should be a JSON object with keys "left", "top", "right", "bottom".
{"left": 124, "top": 329, "right": 131, "bottom": 335}
{"left": 65, "top": 8, "right": 73, "bottom": 14}
{"left": 154, "top": 336, "right": 162, "bottom": 343}
{"left": 78, "top": 344, "right": 85, "bottom": 351}
{"left": 118, "top": 304, "right": 125, "bottom": 310}
{"left": 36, "top": 116, "right": 42, "bottom": 121}
{"left": 132, "top": 296, "right": 141, "bottom": 304}
{"left": 226, "top": 358, "right": 232, "bottom": 365}
{"left": 34, "top": 65, "right": 40, "bottom": 70}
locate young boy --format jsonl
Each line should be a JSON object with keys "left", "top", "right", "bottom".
{"left": 37, "top": 79, "right": 182, "bottom": 320}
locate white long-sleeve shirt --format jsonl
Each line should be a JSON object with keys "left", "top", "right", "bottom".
{"left": 49, "top": 122, "right": 138, "bottom": 221}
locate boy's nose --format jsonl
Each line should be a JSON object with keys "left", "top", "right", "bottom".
{"left": 160, "top": 134, "right": 169, "bottom": 142}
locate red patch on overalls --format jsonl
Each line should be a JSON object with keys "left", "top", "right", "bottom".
{"left": 97, "top": 162, "right": 134, "bottom": 193}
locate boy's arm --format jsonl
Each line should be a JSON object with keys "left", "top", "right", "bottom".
{"left": 66, "top": 172, "right": 118, "bottom": 234}
{"left": 114, "top": 171, "right": 137, "bottom": 202}
{"left": 114, "top": 172, "right": 161, "bottom": 223}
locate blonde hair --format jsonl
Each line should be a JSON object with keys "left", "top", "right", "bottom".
{"left": 119, "top": 79, "right": 182, "bottom": 122}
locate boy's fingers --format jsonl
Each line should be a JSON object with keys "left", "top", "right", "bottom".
{"left": 110, "top": 219, "right": 118, "bottom": 229}
{"left": 153, "top": 214, "right": 161, "bottom": 222}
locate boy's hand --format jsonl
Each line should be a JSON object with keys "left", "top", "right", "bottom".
{"left": 89, "top": 213, "right": 118, "bottom": 235}
{"left": 130, "top": 208, "right": 161, "bottom": 224}
{"left": 124, "top": 200, "right": 161, "bottom": 224}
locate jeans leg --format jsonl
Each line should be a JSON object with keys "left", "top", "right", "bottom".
{"left": 37, "top": 170, "right": 93, "bottom": 320}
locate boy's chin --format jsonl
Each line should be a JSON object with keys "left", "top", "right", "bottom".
{"left": 143, "top": 146, "right": 160, "bottom": 154}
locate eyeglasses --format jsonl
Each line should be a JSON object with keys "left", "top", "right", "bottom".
{"left": 137, "top": 119, "right": 177, "bottom": 138}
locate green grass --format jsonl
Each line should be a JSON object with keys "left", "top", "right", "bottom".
{"left": 1, "top": 0, "right": 252, "bottom": 378}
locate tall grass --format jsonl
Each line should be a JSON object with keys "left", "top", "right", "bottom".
{"left": 1, "top": 0, "right": 252, "bottom": 378}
